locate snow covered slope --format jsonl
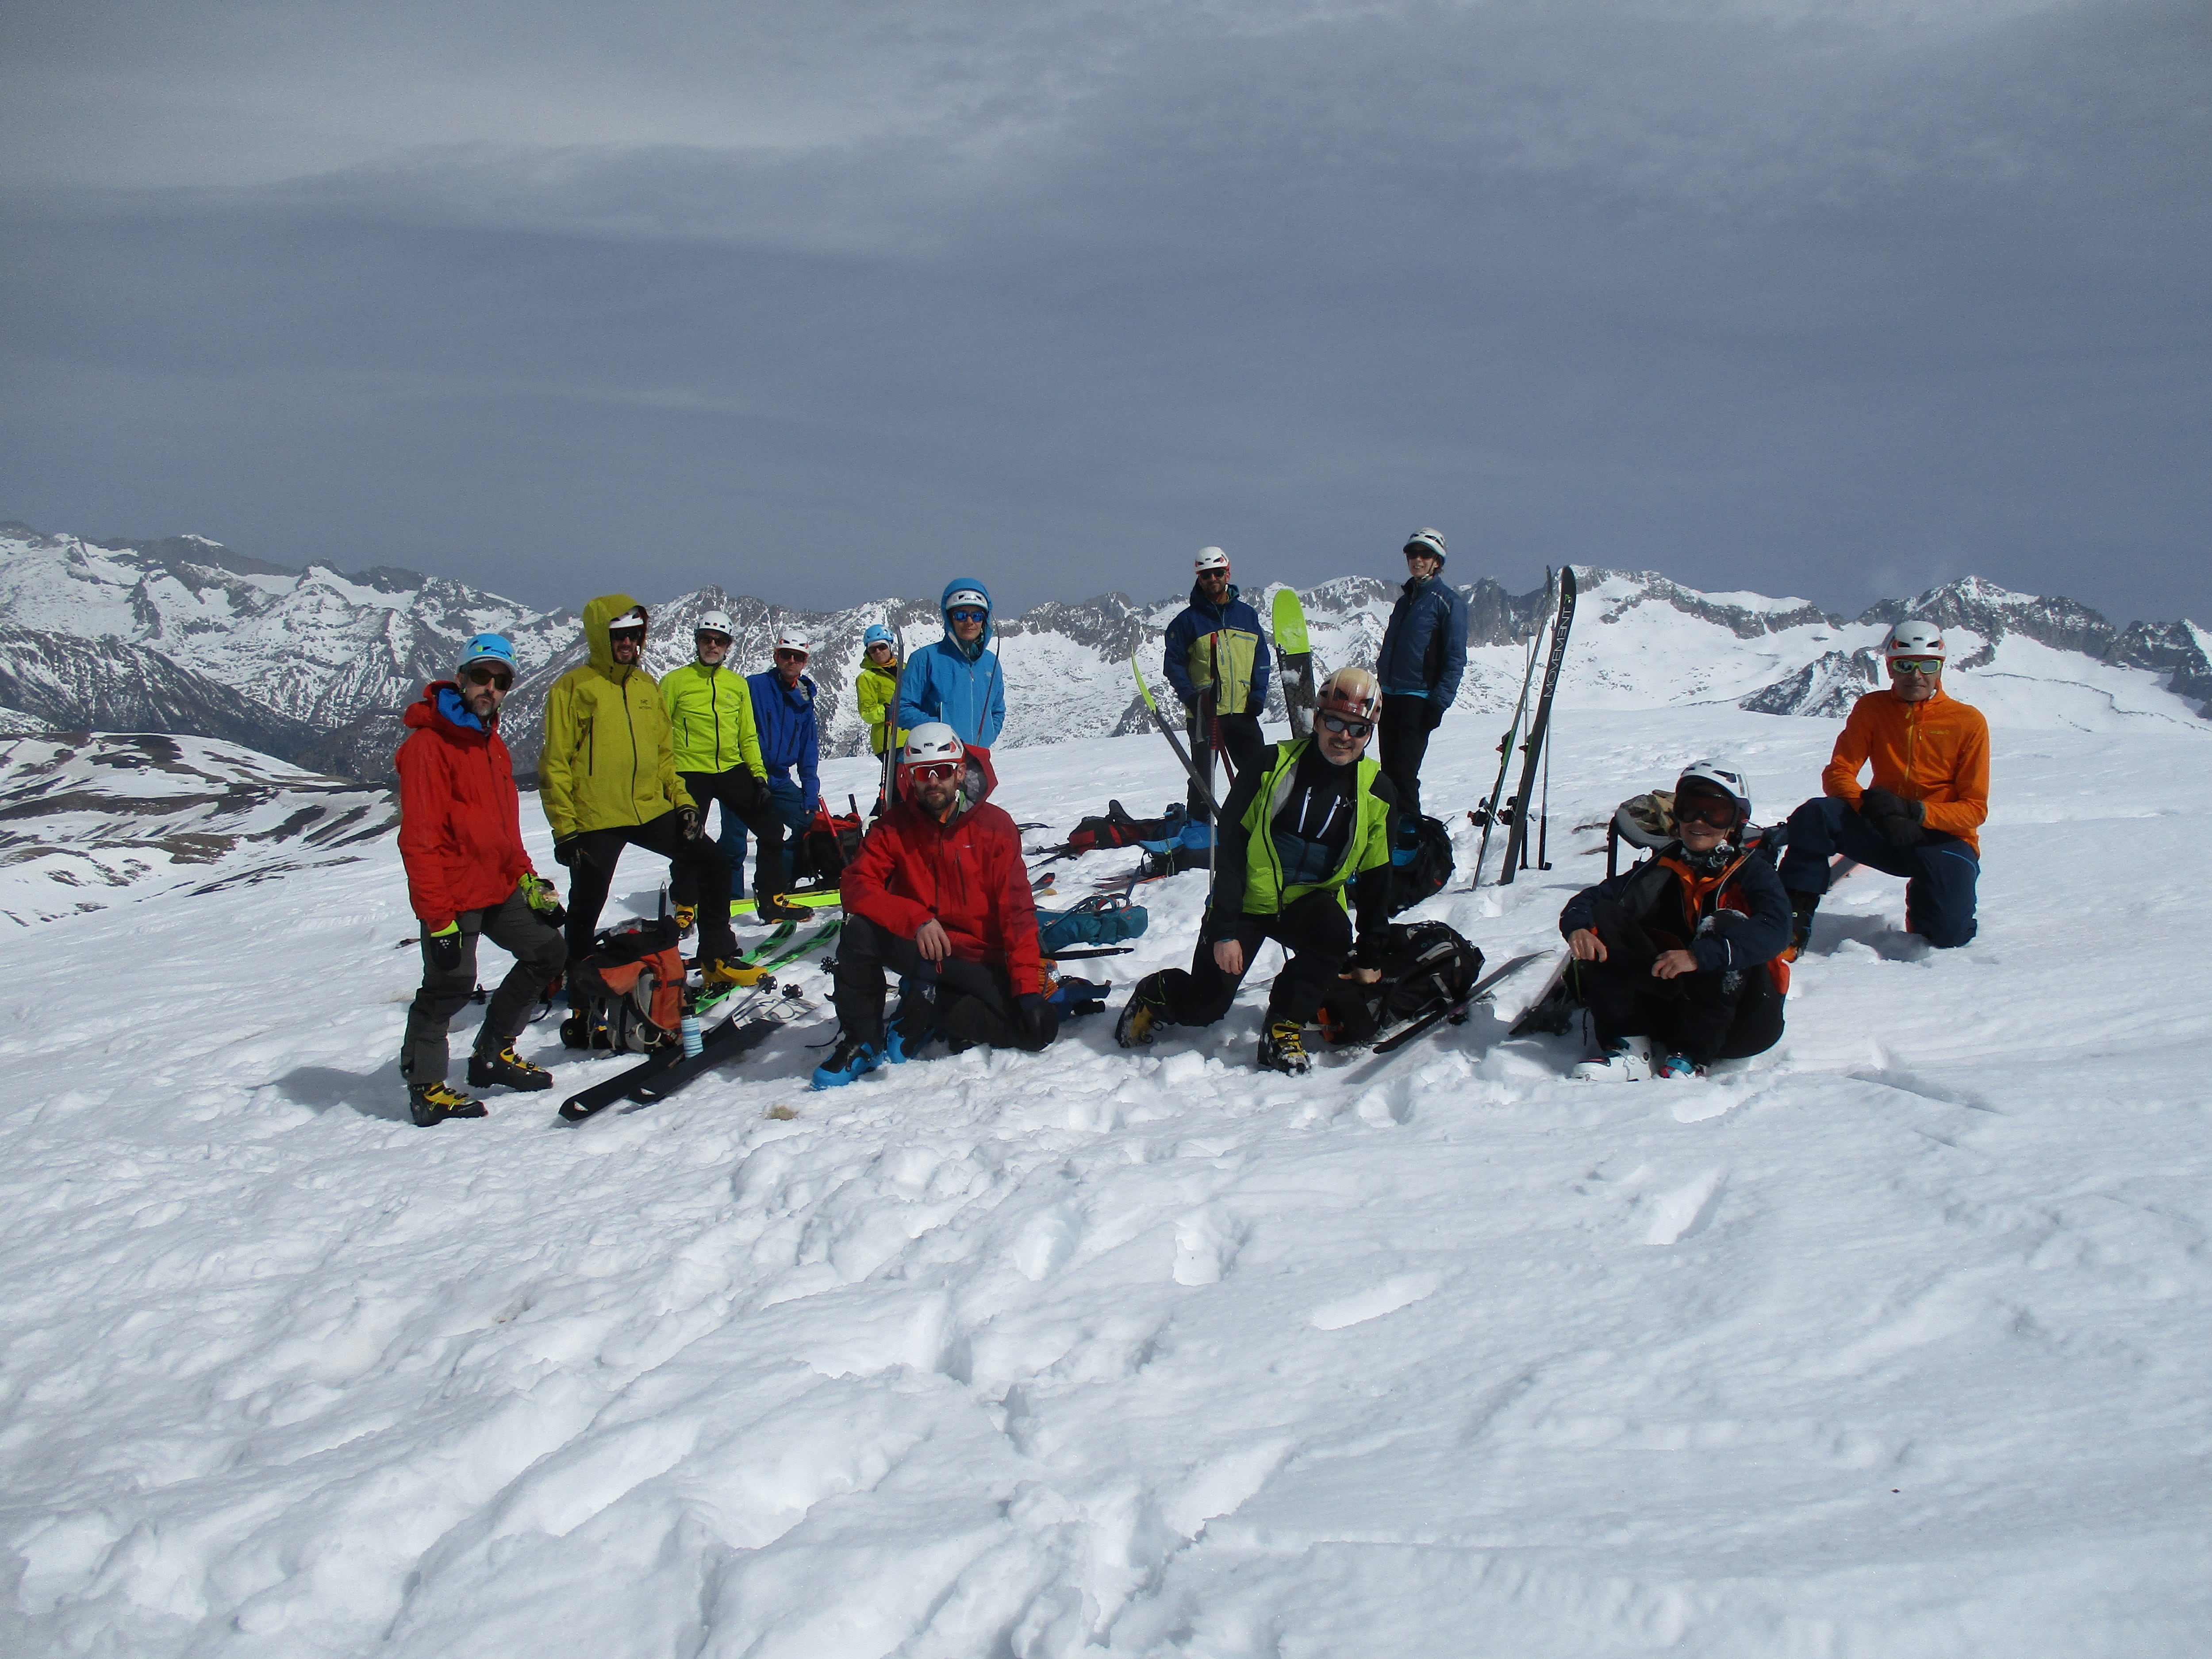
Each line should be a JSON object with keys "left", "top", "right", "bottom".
{"left": 2, "top": 702, "right": 2208, "bottom": 1655}
{"left": 0, "top": 733, "right": 394, "bottom": 927}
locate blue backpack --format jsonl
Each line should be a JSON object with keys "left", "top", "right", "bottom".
{"left": 1036, "top": 894, "right": 1149, "bottom": 953}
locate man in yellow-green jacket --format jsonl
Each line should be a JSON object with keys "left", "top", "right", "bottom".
{"left": 661, "top": 608, "right": 803, "bottom": 922}
{"left": 541, "top": 595, "right": 745, "bottom": 987}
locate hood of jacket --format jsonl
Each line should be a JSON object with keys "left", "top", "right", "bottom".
{"left": 893, "top": 745, "right": 998, "bottom": 826}
{"left": 407, "top": 681, "right": 495, "bottom": 741}
{"left": 938, "top": 577, "right": 995, "bottom": 661}
{"left": 581, "top": 592, "right": 647, "bottom": 674}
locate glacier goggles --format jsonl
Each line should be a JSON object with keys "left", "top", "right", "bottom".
{"left": 947, "top": 607, "right": 987, "bottom": 624}
{"left": 462, "top": 664, "right": 514, "bottom": 691}
{"left": 1316, "top": 711, "right": 1374, "bottom": 740}
{"left": 1888, "top": 656, "right": 1943, "bottom": 677}
{"left": 906, "top": 760, "right": 960, "bottom": 784}
{"left": 1674, "top": 791, "right": 1743, "bottom": 830}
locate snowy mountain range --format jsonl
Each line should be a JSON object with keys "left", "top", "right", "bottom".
{"left": 3, "top": 521, "right": 2208, "bottom": 792}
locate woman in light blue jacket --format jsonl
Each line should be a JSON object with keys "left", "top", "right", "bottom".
{"left": 897, "top": 579, "right": 1007, "bottom": 752}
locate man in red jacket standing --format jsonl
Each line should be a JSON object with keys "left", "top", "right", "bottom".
{"left": 396, "top": 633, "right": 568, "bottom": 1125}
{"left": 813, "top": 722, "right": 1056, "bottom": 1087}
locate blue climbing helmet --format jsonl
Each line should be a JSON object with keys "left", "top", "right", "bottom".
{"left": 863, "top": 623, "right": 895, "bottom": 649}
{"left": 457, "top": 632, "right": 517, "bottom": 674}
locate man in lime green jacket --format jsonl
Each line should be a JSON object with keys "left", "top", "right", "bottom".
{"left": 661, "top": 608, "right": 801, "bottom": 921}
{"left": 541, "top": 595, "right": 744, "bottom": 984}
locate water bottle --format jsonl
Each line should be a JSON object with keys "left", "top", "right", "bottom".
{"left": 680, "top": 992, "right": 703, "bottom": 1058}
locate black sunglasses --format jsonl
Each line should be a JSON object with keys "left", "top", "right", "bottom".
{"left": 464, "top": 665, "right": 514, "bottom": 690}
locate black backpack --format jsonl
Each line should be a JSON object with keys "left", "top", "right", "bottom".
{"left": 1319, "top": 921, "right": 1484, "bottom": 1045}
{"left": 1387, "top": 814, "right": 1455, "bottom": 916}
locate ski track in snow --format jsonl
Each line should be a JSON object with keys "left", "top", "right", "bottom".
{"left": 4, "top": 707, "right": 2211, "bottom": 1656}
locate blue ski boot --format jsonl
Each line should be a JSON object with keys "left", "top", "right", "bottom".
{"left": 811, "top": 1033, "right": 885, "bottom": 1090}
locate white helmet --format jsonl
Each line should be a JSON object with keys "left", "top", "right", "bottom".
{"left": 1884, "top": 619, "right": 1946, "bottom": 662}
{"left": 773, "top": 629, "right": 811, "bottom": 656}
{"left": 1674, "top": 761, "right": 1751, "bottom": 827}
{"left": 902, "top": 722, "right": 964, "bottom": 769}
{"left": 1403, "top": 527, "right": 1448, "bottom": 563}
{"left": 1195, "top": 546, "right": 1231, "bottom": 573}
{"left": 695, "top": 609, "right": 733, "bottom": 639}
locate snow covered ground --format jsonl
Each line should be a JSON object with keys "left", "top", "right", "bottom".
{"left": 4, "top": 697, "right": 2210, "bottom": 1656}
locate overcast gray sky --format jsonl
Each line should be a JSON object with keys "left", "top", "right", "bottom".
{"left": 2, "top": 1, "right": 2205, "bottom": 622}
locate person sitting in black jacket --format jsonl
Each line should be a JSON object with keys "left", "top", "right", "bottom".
{"left": 1558, "top": 761, "right": 1791, "bottom": 1081}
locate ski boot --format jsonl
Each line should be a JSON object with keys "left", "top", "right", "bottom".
{"left": 1571, "top": 1035, "right": 1654, "bottom": 1082}
{"left": 887, "top": 978, "right": 939, "bottom": 1063}
{"left": 755, "top": 892, "right": 808, "bottom": 923}
{"left": 811, "top": 1033, "right": 885, "bottom": 1090}
{"left": 1655, "top": 1050, "right": 1704, "bottom": 1080}
{"left": 1781, "top": 891, "right": 1819, "bottom": 962}
{"left": 1115, "top": 973, "right": 1170, "bottom": 1048}
{"left": 699, "top": 956, "right": 769, "bottom": 994}
{"left": 1257, "top": 1019, "right": 1312, "bottom": 1075}
{"left": 409, "top": 1079, "right": 489, "bottom": 1126}
{"left": 468, "top": 1045, "right": 553, "bottom": 1091}
{"left": 674, "top": 903, "right": 697, "bottom": 938}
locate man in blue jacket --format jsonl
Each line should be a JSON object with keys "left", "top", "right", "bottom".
{"left": 1375, "top": 527, "right": 1468, "bottom": 825}
{"left": 899, "top": 580, "right": 1007, "bottom": 753}
{"left": 1163, "top": 546, "right": 1271, "bottom": 823}
{"left": 730, "top": 629, "right": 819, "bottom": 914}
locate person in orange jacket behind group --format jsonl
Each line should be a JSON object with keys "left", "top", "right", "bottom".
{"left": 1776, "top": 619, "right": 1990, "bottom": 951}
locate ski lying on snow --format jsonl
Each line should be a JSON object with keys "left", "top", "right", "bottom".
{"left": 733, "top": 889, "right": 841, "bottom": 915}
{"left": 695, "top": 918, "right": 844, "bottom": 1017}
{"left": 1350, "top": 952, "right": 1550, "bottom": 1058}
{"left": 559, "top": 987, "right": 819, "bottom": 1120}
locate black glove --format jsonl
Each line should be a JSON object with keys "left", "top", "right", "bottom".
{"left": 553, "top": 836, "right": 583, "bottom": 869}
{"left": 1859, "top": 787, "right": 1907, "bottom": 820}
{"left": 735, "top": 772, "right": 768, "bottom": 811}
{"left": 427, "top": 922, "right": 464, "bottom": 973}
{"left": 1425, "top": 698, "right": 1447, "bottom": 732}
{"left": 678, "top": 805, "right": 702, "bottom": 840}
{"left": 1875, "top": 813, "right": 1926, "bottom": 849}
{"left": 1015, "top": 992, "right": 1059, "bottom": 1044}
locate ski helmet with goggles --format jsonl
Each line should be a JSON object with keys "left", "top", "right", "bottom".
{"left": 1403, "top": 528, "right": 1447, "bottom": 564}
{"left": 1195, "top": 546, "right": 1231, "bottom": 573}
{"left": 902, "top": 722, "right": 964, "bottom": 771}
{"left": 773, "top": 629, "right": 810, "bottom": 657}
{"left": 457, "top": 632, "right": 517, "bottom": 674}
{"left": 694, "top": 609, "right": 733, "bottom": 639}
{"left": 1674, "top": 761, "right": 1751, "bottom": 830}
{"left": 1883, "top": 619, "right": 1946, "bottom": 664}
{"left": 863, "top": 623, "right": 895, "bottom": 649}
{"left": 1314, "top": 665, "right": 1382, "bottom": 729}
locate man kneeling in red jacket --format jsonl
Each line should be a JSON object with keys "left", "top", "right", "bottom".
{"left": 396, "top": 633, "right": 568, "bottom": 1125}
{"left": 814, "top": 722, "right": 1056, "bottom": 1087}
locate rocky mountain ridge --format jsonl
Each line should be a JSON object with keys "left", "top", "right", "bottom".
{"left": 2, "top": 521, "right": 2206, "bottom": 787}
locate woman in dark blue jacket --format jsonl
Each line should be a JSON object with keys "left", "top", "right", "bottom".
{"left": 1374, "top": 527, "right": 1467, "bottom": 824}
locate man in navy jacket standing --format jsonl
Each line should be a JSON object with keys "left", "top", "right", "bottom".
{"left": 1162, "top": 546, "right": 1271, "bottom": 822}
{"left": 737, "top": 629, "right": 819, "bottom": 915}
{"left": 1374, "top": 527, "right": 1467, "bottom": 827}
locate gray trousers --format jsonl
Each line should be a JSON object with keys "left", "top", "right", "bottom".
{"left": 401, "top": 887, "right": 567, "bottom": 1083}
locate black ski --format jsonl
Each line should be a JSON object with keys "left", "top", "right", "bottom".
{"left": 1467, "top": 570, "right": 1553, "bottom": 887}
{"left": 558, "top": 1011, "right": 758, "bottom": 1121}
{"left": 1369, "top": 952, "right": 1548, "bottom": 1055}
{"left": 1130, "top": 656, "right": 1218, "bottom": 815}
{"left": 1499, "top": 567, "right": 1577, "bottom": 885}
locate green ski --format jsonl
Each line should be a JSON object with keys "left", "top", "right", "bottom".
{"left": 1271, "top": 587, "right": 1318, "bottom": 739}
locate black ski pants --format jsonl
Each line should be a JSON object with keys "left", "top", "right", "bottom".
{"left": 1379, "top": 693, "right": 1440, "bottom": 824}
{"left": 831, "top": 912, "right": 1057, "bottom": 1052}
{"left": 1580, "top": 895, "right": 1783, "bottom": 1064}
{"left": 676, "top": 768, "right": 788, "bottom": 905}
{"left": 1151, "top": 888, "right": 1353, "bottom": 1031}
{"left": 1774, "top": 796, "right": 1980, "bottom": 948}
{"left": 563, "top": 810, "right": 735, "bottom": 968}
{"left": 403, "top": 887, "right": 567, "bottom": 1083}
{"left": 1185, "top": 703, "right": 1266, "bottom": 824}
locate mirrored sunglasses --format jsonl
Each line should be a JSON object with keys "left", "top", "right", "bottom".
{"left": 1889, "top": 657, "right": 1942, "bottom": 676}
{"left": 1317, "top": 712, "right": 1373, "bottom": 739}
{"left": 463, "top": 665, "right": 514, "bottom": 690}
{"left": 908, "top": 760, "right": 960, "bottom": 784}
{"left": 948, "top": 608, "right": 987, "bottom": 623}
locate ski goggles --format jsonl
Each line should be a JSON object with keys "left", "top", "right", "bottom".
{"left": 907, "top": 760, "right": 960, "bottom": 784}
{"left": 947, "top": 607, "right": 987, "bottom": 624}
{"left": 1316, "top": 711, "right": 1375, "bottom": 739}
{"left": 1674, "top": 793, "right": 1742, "bottom": 829}
{"left": 1888, "top": 656, "right": 1943, "bottom": 676}
{"left": 462, "top": 664, "right": 514, "bottom": 690}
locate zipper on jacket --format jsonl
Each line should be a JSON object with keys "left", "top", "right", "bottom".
{"left": 624, "top": 675, "right": 642, "bottom": 824}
